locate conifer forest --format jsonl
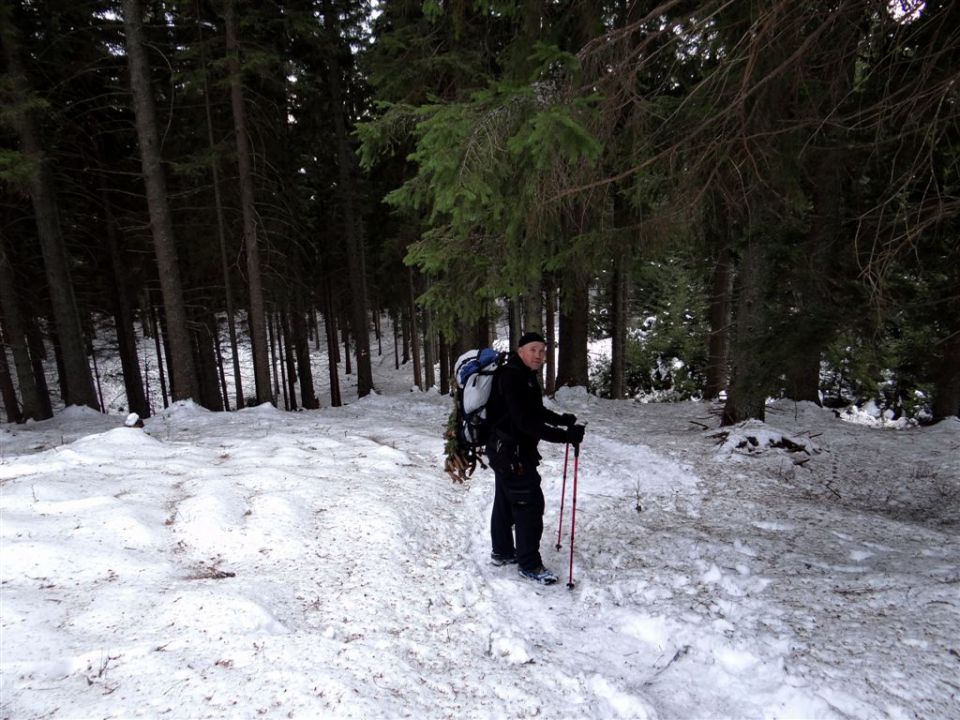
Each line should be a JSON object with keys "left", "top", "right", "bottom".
{"left": 1, "top": 0, "right": 958, "bottom": 426}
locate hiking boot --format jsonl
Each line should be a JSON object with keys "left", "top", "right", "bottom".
{"left": 490, "top": 551, "right": 518, "bottom": 566}
{"left": 518, "top": 565, "right": 558, "bottom": 585}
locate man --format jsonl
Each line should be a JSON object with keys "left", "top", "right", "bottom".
{"left": 484, "top": 331, "right": 586, "bottom": 584}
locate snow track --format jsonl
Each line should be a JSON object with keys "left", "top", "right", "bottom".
{"left": 1, "top": 395, "right": 958, "bottom": 719}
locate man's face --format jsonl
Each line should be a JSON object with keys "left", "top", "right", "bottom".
{"left": 518, "top": 341, "right": 547, "bottom": 371}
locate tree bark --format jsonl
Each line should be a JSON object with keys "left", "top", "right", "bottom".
{"left": 931, "top": 329, "right": 960, "bottom": 420}
{"left": 323, "top": 281, "right": 342, "bottom": 407}
{"left": 213, "top": 325, "right": 230, "bottom": 412}
{"left": 508, "top": 299, "right": 521, "bottom": 347}
{"left": 423, "top": 306, "right": 436, "bottom": 390}
{"left": 545, "top": 276, "right": 557, "bottom": 395}
{"left": 784, "top": 11, "right": 859, "bottom": 405}
{"left": 224, "top": 0, "right": 272, "bottom": 405}
{"left": 556, "top": 270, "right": 590, "bottom": 388}
{"left": 151, "top": 300, "right": 169, "bottom": 409}
{"left": 1, "top": 16, "right": 98, "bottom": 410}
{"left": 198, "top": 9, "right": 243, "bottom": 410}
{"left": 704, "top": 246, "right": 733, "bottom": 399}
{"left": 342, "top": 309, "right": 353, "bottom": 376}
{"left": 321, "top": 0, "right": 373, "bottom": 397}
{"left": 195, "top": 311, "right": 224, "bottom": 411}
{"left": 408, "top": 267, "right": 422, "bottom": 390}
{"left": 0, "top": 235, "right": 47, "bottom": 420}
{"left": 438, "top": 330, "right": 450, "bottom": 395}
{"left": 523, "top": 286, "right": 543, "bottom": 335}
{"left": 281, "top": 308, "right": 298, "bottom": 410}
{"left": 292, "top": 293, "right": 318, "bottom": 409}
{"left": 391, "top": 308, "right": 400, "bottom": 370}
{"left": 0, "top": 326, "right": 21, "bottom": 423}
{"left": 610, "top": 252, "right": 628, "bottom": 400}
{"left": 100, "top": 183, "right": 150, "bottom": 418}
{"left": 268, "top": 311, "right": 281, "bottom": 406}
{"left": 475, "top": 315, "right": 491, "bottom": 348}
{"left": 722, "top": 239, "right": 772, "bottom": 425}
{"left": 122, "top": 0, "right": 198, "bottom": 403}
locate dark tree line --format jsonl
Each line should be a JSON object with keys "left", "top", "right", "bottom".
{"left": 1, "top": 0, "right": 383, "bottom": 420}
{"left": 361, "top": 0, "right": 960, "bottom": 424}
{"left": 1, "top": 0, "right": 958, "bottom": 425}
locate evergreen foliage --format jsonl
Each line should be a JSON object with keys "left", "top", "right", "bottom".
{"left": 0, "top": 0, "right": 957, "bottom": 422}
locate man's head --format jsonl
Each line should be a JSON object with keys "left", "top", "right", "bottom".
{"left": 517, "top": 331, "right": 547, "bottom": 371}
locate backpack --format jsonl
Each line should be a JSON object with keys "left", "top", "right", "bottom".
{"left": 443, "top": 348, "right": 507, "bottom": 483}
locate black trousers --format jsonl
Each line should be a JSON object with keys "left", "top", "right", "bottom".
{"left": 490, "top": 458, "right": 545, "bottom": 572}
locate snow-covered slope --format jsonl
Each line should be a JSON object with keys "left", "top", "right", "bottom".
{"left": 1, "top": 350, "right": 958, "bottom": 718}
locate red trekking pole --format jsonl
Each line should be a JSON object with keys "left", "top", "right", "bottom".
{"left": 555, "top": 443, "right": 570, "bottom": 551}
{"left": 566, "top": 442, "right": 580, "bottom": 589}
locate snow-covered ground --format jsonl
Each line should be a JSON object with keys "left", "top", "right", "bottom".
{"left": 1, "top": 327, "right": 958, "bottom": 719}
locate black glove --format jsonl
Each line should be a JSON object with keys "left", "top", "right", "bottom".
{"left": 566, "top": 424, "right": 585, "bottom": 446}
{"left": 560, "top": 413, "right": 577, "bottom": 427}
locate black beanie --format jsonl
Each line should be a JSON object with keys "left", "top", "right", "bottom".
{"left": 518, "top": 331, "right": 546, "bottom": 348}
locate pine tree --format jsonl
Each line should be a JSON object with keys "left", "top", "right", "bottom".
{"left": 122, "top": 0, "right": 199, "bottom": 403}
{"left": 1, "top": 1, "right": 100, "bottom": 410}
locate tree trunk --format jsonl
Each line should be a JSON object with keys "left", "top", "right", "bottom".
{"left": 785, "top": 0, "right": 862, "bottom": 406}
{"left": 0, "top": 235, "right": 47, "bottom": 420}
{"left": 784, "top": 340, "right": 822, "bottom": 404}
{"left": 213, "top": 325, "right": 230, "bottom": 412}
{"left": 342, "top": 310, "right": 353, "bottom": 376}
{"left": 321, "top": 0, "right": 373, "bottom": 397}
{"left": 198, "top": 10, "right": 243, "bottom": 410}
{"left": 408, "top": 267, "right": 422, "bottom": 390}
{"left": 101, "top": 185, "right": 150, "bottom": 418}
{"left": 704, "top": 246, "right": 733, "bottom": 399}
{"left": 1, "top": 17, "right": 98, "bottom": 410}
{"left": 0, "top": 327, "right": 21, "bottom": 423}
{"left": 556, "top": 270, "right": 590, "bottom": 388}
{"left": 545, "top": 276, "right": 557, "bottom": 395}
{"left": 268, "top": 312, "right": 282, "bottom": 407}
{"left": 508, "top": 298, "right": 521, "bottom": 347}
{"left": 523, "top": 286, "right": 543, "bottom": 335}
{"left": 195, "top": 311, "right": 224, "bottom": 411}
{"left": 931, "top": 329, "right": 960, "bottom": 421}
{"left": 122, "top": 0, "right": 198, "bottom": 403}
{"left": 281, "top": 308, "right": 298, "bottom": 411}
{"left": 475, "top": 315, "right": 491, "bottom": 348}
{"left": 784, "top": 154, "right": 843, "bottom": 405}
{"left": 25, "top": 317, "right": 53, "bottom": 418}
{"left": 150, "top": 301, "right": 169, "bottom": 409}
{"left": 391, "top": 309, "right": 400, "bottom": 370}
{"left": 610, "top": 252, "right": 628, "bottom": 400}
{"left": 323, "top": 281, "right": 342, "bottom": 407}
{"left": 438, "top": 331, "right": 450, "bottom": 395}
{"left": 224, "top": 0, "right": 271, "bottom": 405}
{"left": 401, "top": 310, "right": 410, "bottom": 365}
{"left": 722, "top": 239, "right": 772, "bottom": 425}
{"left": 423, "top": 305, "right": 436, "bottom": 390}
{"left": 292, "top": 293, "right": 318, "bottom": 409}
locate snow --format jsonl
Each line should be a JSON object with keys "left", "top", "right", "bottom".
{"left": 2, "top": 331, "right": 959, "bottom": 719}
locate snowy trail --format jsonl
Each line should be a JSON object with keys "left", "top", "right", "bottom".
{"left": 2, "top": 394, "right": 958, "bottom": 719}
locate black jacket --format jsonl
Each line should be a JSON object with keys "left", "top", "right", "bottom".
{"left": 486, "top": 352, "right": 567, "bottom": 461}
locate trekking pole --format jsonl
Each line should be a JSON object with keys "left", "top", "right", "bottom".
{"left": 567, "top": 442, "right": 580, "bottom": 589}
{"left": 555, "top": 443, "right": 570, "bottom": 551}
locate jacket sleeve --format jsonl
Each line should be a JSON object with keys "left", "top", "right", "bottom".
{"left": 500, "top": 368, "right": 568, "bottom": 444}
{"left": 542, "top": 406, "right": 566, "bottom": 427}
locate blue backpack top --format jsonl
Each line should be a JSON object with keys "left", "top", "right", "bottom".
{"left": 444, "top": 348, "right": 507, "bottom": 482}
